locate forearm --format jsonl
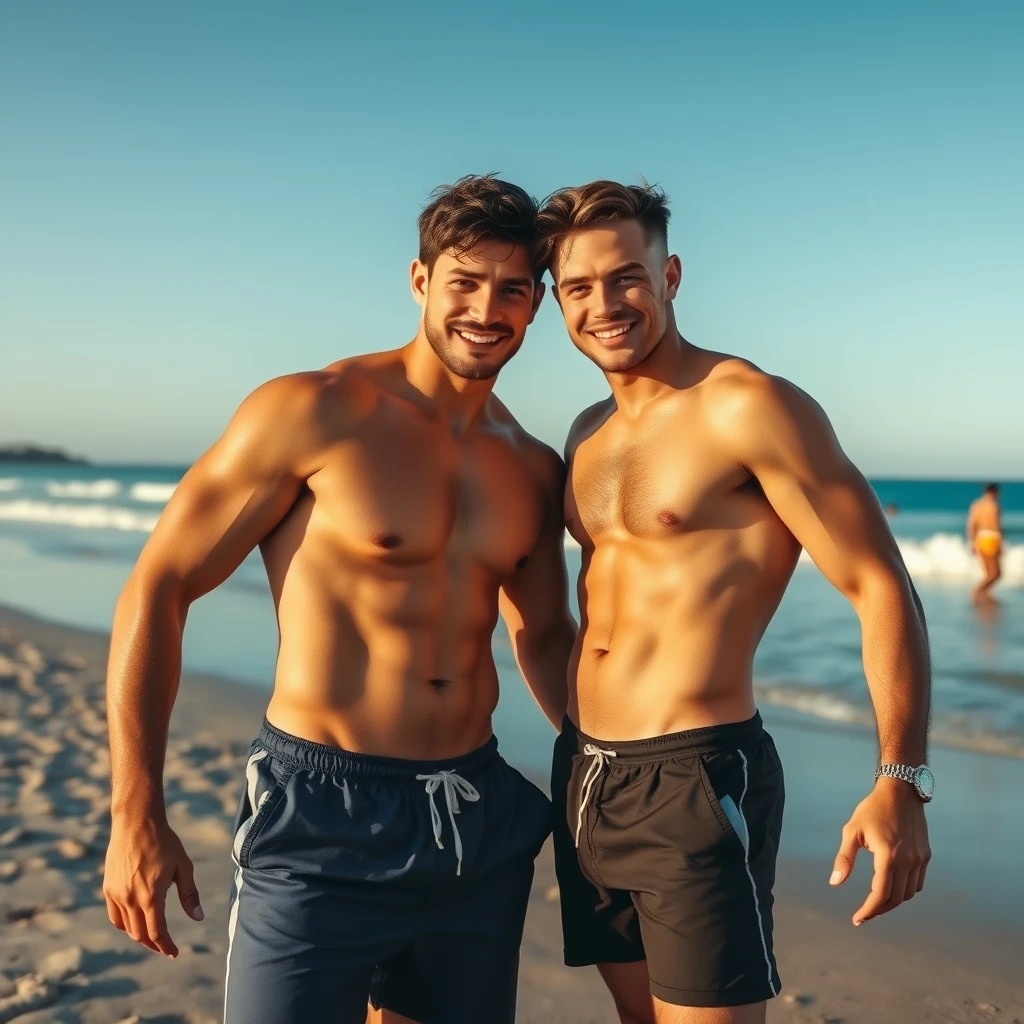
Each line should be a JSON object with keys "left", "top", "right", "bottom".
{"left": 514, "top": 617, "right": 577, "bottom": 729}
{"left": 855, "top": 569, "right": 931, "bottom": 765}
{"left": 106, "top": 573, "right": 188, "bottom": 824}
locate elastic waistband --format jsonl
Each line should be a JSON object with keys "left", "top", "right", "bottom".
{"left": 562, "top": 711, "right": 764, "bottom": 761}
{"left": 256, "top": 718, "right": 500, "bottom": 781}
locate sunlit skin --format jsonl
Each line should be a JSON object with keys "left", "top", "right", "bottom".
{"left": 552, "top": 219, "right": 931, "bottom": 1024}
{"left": 102, "top": 238, "right": 576, "bottom": 990}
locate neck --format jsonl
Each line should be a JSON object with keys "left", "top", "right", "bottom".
{"left": 604, "top": 312, "right": 695, "bottom": 418}
{"left": 402, "top": 333, "right": 496, "bottom": 431}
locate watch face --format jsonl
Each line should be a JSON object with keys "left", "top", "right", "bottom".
{"left": 914, "top": 766, "right": 934, "bottom": 800}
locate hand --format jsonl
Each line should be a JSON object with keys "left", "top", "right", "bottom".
{"left": 829, "top": 777, "right": 930, "bottom": 925}
{"left": 103, "top": 815, "right": 204, "bottom": 957}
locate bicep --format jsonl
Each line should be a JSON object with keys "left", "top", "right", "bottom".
{"left": 134, "top": 399, "right": 306, "bottom": 601}
{"left": 743, "top": 387, "right": 903, "bottom": 598}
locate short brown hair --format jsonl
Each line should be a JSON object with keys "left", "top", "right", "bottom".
{"left": 418, "top": 174, "right": 543, "bottom": 282}
{"left": 536, "top": 179, "right": 671, "bottom": 272}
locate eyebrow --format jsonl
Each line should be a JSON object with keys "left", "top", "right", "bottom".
{"left": 559, "top": 261, "right": 648, "bottom": 288}
{"left": 447, "top": 269, "right": 533, "bottom": 287}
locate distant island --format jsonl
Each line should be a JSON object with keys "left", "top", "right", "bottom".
{"left": 0, "top": 444, "right": 91, "bottom": 465}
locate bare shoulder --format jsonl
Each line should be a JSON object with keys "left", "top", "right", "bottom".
{"left": 564, "top": 398, "right": 615, "bottom": 462}
{"left": 214, "top": 361, "right": 379, "bottom": 477}
{"left": 699, "top": 355, "right": 830, "bottom": 439}
{"left": 487, "top": 397, "right": 566, "bottom": 494}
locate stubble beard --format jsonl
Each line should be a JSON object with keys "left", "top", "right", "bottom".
{"left": 424, "top": 314, "right": 508, "bottom": 382}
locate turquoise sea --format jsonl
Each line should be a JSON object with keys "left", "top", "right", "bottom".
{"left": 1, "top": 464, "right": 1023, "bottom": 773}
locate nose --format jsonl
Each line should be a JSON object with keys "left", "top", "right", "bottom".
{"left": 590, "top": 282, "right": 621, "bottom": 319}
{"left": 468, "top": 286, "right": 503, "bottom": 327}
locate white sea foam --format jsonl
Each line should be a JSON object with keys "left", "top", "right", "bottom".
{"left": 130, "top": 482, "right": 177, "bottom": 503}
{"left": 45, "top": 479, "right": 121, "bottom": 499}
{"left": 0, "top": 478, "right": 20, "bottom": 492}
{"left": 755, "top": 683, "right": 1024, "bottom": 758}
{"left": 800, "top": 533, "right": 1024, "bottom": 586}
{"left": 0, "top": 499, "right": 159, "bottom": 532}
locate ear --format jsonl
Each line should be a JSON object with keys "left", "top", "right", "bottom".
{"left": 410, "top": 259, "right": 429, "bottom": 307}
{"left": 664, "top": 254, "right": 682, "bottom": 301}
{"left": 528, "top": 281, "right": 547, "bottom": 324}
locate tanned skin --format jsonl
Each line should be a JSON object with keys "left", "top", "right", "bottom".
{"left": 550, "top": 221, "right": 931, "bottom": 1024}
{"left": 966, "top": 486, "right": 1002, "bottom": 603}
{"left": 103, "top": 237, "right": 576, "bottom": 1003}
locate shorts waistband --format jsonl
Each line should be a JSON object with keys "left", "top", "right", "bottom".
{"left": 256, "top": 718, "right": 500, "bottom": 781}
{"left": 561, "top": 711, "right": 764, "bottom": 762}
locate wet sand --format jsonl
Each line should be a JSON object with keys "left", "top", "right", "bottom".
{"left": 0, "top": 603, "right": 1021, "bottom": 1023}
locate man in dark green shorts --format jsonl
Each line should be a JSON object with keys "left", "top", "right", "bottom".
{"left": 538, "top": 180, "right": 933, "bottom": 1023}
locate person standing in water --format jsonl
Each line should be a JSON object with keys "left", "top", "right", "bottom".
{"left": 967, "top": 483, "right": 1003, "bottom": 603}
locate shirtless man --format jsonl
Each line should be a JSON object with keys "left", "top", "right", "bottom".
{"left": 967, "top": 483, "right": 1003, "bottom": 603}
{"left": 537, "top": 181, "right": 933, "bottom": 1023}
{"left": 102, "top": 175, "right": 575, "bottom": 1024}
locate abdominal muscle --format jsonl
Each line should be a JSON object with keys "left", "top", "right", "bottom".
{"left": 571, "top": 534, "right": 798, "bottom": 742}
{"left": 261, "top": 543, "right": 502, "bottom": 760}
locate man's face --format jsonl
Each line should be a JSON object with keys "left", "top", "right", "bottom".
{"left": 412, "top": 240, "right": 543, "bottom": 381}
{"left": 552, "top": 220, "right": 680, "bottom": 374}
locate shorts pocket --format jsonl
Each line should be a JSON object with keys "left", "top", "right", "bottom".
{"left": 235, "top": 751, "right": 293, "bottom": 868}
{"left": 697, "top": 755, "right": 747, "bottom": 854}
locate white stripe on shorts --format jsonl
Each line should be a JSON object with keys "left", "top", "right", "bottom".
{"left": 736, "top": 748, "right": 777, "bottom": 998}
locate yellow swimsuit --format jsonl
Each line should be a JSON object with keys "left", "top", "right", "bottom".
{"left": 976, "top": 529, "right": 1002, "bottom": 557}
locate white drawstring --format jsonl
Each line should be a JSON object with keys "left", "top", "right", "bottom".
{"left": 416, "top": 769, "right": 480, "bottom": 876}
{"left": 574, "top": 743, "right": 617, "bottom": 848}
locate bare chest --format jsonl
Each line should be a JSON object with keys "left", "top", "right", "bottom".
{"left": 565, "top": 416, "right": 748, "bottom": 545}
{"left": 305, "top": 422, "right": 541, "bottom": 575}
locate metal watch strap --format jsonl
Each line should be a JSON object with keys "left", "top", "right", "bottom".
{"left": 875, "top": 764, "right": 917, "bottom": 784}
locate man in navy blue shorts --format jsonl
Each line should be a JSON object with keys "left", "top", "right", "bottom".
{"left": 102, "top": 175, "right": 575, "bottom": 1023}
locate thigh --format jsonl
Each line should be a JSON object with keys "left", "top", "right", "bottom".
{"left": 224, "top": 866, "right": 382, "bottom": 1024}
{"left": 652, "top": 996, "right": 766, "bottom": 1024}
{"left": 377, "top": 854, "right": 536, "bottom": 1024}
{"left": 552, "top": 726, "right": 646, "bottom": 967}
{"left": 627, "top": 742, "right": 784, "bottom": 1008}
{"left": 598, "top": 960, "right": 655, "bottom": 1024}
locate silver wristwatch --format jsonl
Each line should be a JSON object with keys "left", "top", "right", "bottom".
{"left": 875, "top": 763, "right": 934, "bottom": 802}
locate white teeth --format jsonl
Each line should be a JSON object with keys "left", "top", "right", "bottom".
{"left": 592, "top": 323, "right": 635, "bottom": 340}
{"left": 456, "top": 330, "right": 504, "bottom": 345}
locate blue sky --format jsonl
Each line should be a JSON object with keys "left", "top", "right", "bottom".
{"left": 1, "top": 1, "right": 1021, "bottom": 477}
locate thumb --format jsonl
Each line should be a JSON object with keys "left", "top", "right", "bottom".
{"left": 175, "top": 854, "right": 204, "bottom": 921}
{"left": 830, "top": 826, "right": 860, "bottom": 886}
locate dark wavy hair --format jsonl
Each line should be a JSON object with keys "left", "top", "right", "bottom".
{"left": 536, "top": 179, "right": 671, "bottom": 272}
{"left": 418, "top": 174, "right": 543, "bottom": 283}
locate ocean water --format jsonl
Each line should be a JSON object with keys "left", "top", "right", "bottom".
{"left": 1, "top": 464, "right": 1023, "bottom": 772}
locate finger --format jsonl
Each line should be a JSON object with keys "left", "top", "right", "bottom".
{"left": 144, "top": 899, "right": 178, "bottom": 958}
{"left": 902, "top": 865, "right": 921, "bottom": 904}
{"left": 105, "top": 895, "right": 126, "bottom": 932}
{"left": 125, "top": 904, "right": 161, "bottom": 953}
{"left": 878, "top": 863, "right": 911, "bottom": 916}
{"left": 830, "top": 826, "right": 860, "bottom": 886}
{"left": 853, "top": 851, "right": 894, "bottom": 925}
{"left": 917, "top": 854, "right": 929, "bottom": 892}
{"left": 175, "top": 854, "right": 204, "bottom": 922}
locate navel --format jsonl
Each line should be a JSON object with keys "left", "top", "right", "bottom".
{"left": 428, "top": 677, "right": 449, "bottom": 691}
{"left": 373, "top": 532, "right": 403, "bottom": 550}
{"left": 515, "top": 554, "right": 529, "bottom": 571}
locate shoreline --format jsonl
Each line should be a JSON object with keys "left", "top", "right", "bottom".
{"left": 1, "top": 603, "right": 1022, "bottom": 1022}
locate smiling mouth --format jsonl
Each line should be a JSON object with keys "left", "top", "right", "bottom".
{"left": 587, "top": 321, "right": 638, "bottom": 341}
{"left": 453, "top": 328, "right": 510, "bottom": 346}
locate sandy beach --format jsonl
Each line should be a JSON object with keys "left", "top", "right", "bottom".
{"left": 1, "top": 602, "right": 1022, "bottom": 1024}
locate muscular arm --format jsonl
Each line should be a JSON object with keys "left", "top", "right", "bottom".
{"left": 104, "top": 374, "right": 326, "bottom": 956}
{"left": 720, "top": 374, "right": 931, "bottom": 923}
{"left": 724, "top": 376, "right": 930, "bottom": 763}
{"left": 498, "top": 449, "right": 576, "bottom": 729}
